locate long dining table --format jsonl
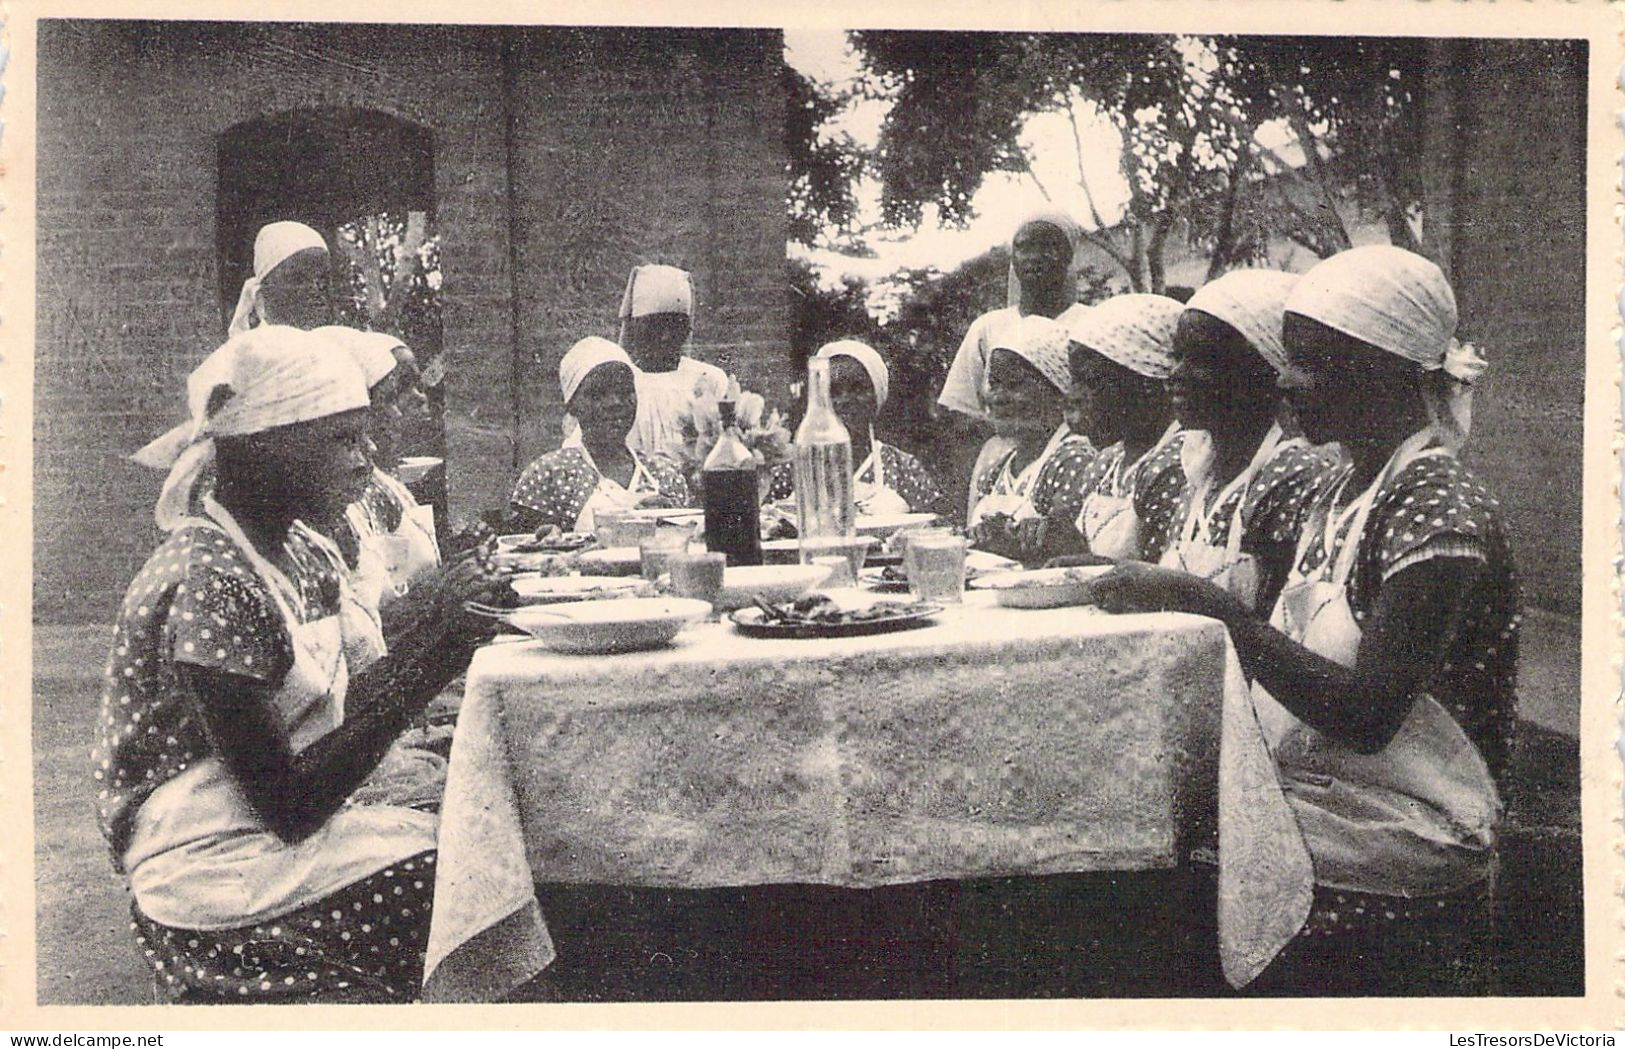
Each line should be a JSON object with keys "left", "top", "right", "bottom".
{"left": 421, "top": 588, "right": 1311, "bottom": 1002}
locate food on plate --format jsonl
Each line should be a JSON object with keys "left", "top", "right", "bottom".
{"left": 507, "top": 524, "right": 595, "bottom": 553}
{"left": 760, "top": 504, "right": 798, "bottom": 541}
{"left": 749, "top": 593, "right": 934, "bottom": 626}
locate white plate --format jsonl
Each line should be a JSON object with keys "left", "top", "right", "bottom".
{"left": 854, "top": 512, "right": 938, "bottom": 538}
{"left": 972, "top": 566, "right": 1112, "bottom": 609}
{"left": 509, "top": 575, "right": 651, "bottom": 605}
{"left": 710, "top": 563, "right": 833, "bottom": 612}
{"left": 618, "top": 507, "right": 705, "bottom": 525}
{"left": 396, "top": 456, "right": 442, "bottom": 484}
{"left": 575, "top": 546, "right": 645, "bottom": 576}
{"left": 504, "top": 597, "right": 711, "bottom": 654}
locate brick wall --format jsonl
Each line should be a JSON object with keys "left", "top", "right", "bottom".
{"left": 1422, "top": 40, "right": 1586, "bottom": 617}
{"left": 34, "top": 21, "right": 788, "bottom": 622}
{"left": 506, "top": 27, "right": 790, "bottom": 471}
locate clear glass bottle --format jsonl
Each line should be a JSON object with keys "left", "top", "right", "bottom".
{"left": 792, "top": 357, "right": 855, "bottom": 544}
{"left": 701, "top": 400, "right": 763, "bottom": 566}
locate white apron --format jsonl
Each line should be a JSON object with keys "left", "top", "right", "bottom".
{"left": 1077, "top": 421, "right": 1182, "bottom": 561}
{"left": 967, "top": 423, "right": 1072, "bottom": 529}
{"left": 567, "top": 440, "right": 664, "bottom": 533}
{"left": 123, "top": 497, "right": 438, "bottom": 931}
{"left": 629, "top": 357, "right": 730, "bottom": 461}
{"left": 854, "top": 433, "right": 911, "bottom": 516}
{"left": 1158, "top": 423, "right": 1300, "bottom": 611}
{"left": 345, "top": 469, "right": 440, "bottom": 614}
{"left": 313, "top": 522, "right": 449, "bottom": 815}
{"left": 1253, "top": 430, "right": 1501, "bottom": 897}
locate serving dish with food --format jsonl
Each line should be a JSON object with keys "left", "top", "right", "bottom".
{"left": 728, "top": 594, "right": 942, "bottom": 638}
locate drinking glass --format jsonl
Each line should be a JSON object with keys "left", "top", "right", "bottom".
{"left": 669, "top": 551, "right": 727, "bottom": 606}
{"left": 904, "top": 533, "right": 967, "bottom": 604}
{"left": 810, "top": 555, "right": 854, "bottom": 589}
{"left": 798, "top": 535, "right": 875, "bottom": 581}
{"left": 597, "top": 510, "right": 658, "bottom": 549}
{"left": 639, "top": 527, "right": 694, "bottom": 582}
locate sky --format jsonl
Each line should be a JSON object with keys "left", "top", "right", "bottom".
{"left": 784, "top": 28, "right": 1134, "bottom": 301}
{"left": 783, "top": 29, "right": 1303, "bottom": 313}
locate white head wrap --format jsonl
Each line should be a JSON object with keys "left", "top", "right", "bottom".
{"left": 1007, "top": 206, "right": 1086, "bottom": 311}
{"left": 144, "top": 326, "right": 370, "bottom": 530}
{"left": 1068, "top": 294, "right": 1184, "bottom": 379}
{"left": 619, "top": 264, "right": 694, "bottom": 320}
{"left": 559, "top": 336, "right": 635, "bottom": 405}
{"left": 312, "top": 326, "right": 404, "bottom": 390}
{"left": 1185, "top": 269, "right": 1301, "bottom": 375}
{"left": 815, "top": 339, "right": 890, "bottom": 409}
{"left": 227, "top": 221, "right": 329, "bottom": 336}
{"left": 990, "top": 314, "right": 1074, "bottom": 396}
{"left": 1286, "top": 244, "right": 1486, "bottom": 447}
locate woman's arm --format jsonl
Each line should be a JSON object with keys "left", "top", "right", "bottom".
{"left": 1081, "top": 556, "right": 1480, "bottom": 753}
{"left": 182, "top": 566, "right": 505, "bottom": 842}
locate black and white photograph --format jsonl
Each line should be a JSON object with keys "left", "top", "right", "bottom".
{"left": 12, "top": 3, "right": 1618, "bottom": 1026}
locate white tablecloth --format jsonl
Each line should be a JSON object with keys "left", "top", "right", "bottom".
{"left": 422, "top": 592, "right": 1311, "bottom": 1001}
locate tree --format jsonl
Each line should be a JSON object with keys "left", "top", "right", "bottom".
{"left": 839, "top": 31, "right": 1431, "bottom": 290}
{"left": 786, "top": 65, "right": 865, "bottom": 248}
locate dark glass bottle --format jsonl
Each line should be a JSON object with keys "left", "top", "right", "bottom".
{"left": 702, "top": 400, "right": 764, "bottom": 566}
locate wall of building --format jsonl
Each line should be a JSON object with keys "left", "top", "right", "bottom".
{"left": 34, "top": 21, "right": 788, "bottom": 622}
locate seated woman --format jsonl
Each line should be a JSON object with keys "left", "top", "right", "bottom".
{"left": 1078, "top": 246, "right": 1514, "bottom": 994}
{"left": 99, "top": 327, "right": 507, "bottom": 1003}
{"left": 766, "top": 340, "right": 946, "bottom": 516}
{"left": 131, "top": 221, "right": 338, "bottom": 474}
{"left": 938, "top": 207, "right": 1093, "bottom": 520}
{"left": 321, "top": 328, "right": 443, "bottom": 623}
{"left": 965, "top": 315, "right": 1082, "bottom": 562}
{"left": 511, "top": 337, "right": 692, "bottom": 533}
{"left": 1038, "top": 294, "right": 1187, "bottom": 564}
{"left": 1158, "top": 270, "right": 1346, "bottom": 613}
{"left": 230, "top": 220, "right": 336, "bottom": 335}
{"left": 617, "top": 264, "right": 731, "bottom": 461}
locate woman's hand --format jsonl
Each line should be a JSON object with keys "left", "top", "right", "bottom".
{"left": 1077, "top": 561, "right": 1248, "bottom": 625}
{"left": 430, "top": 554, "right": 513, "bottom": 643}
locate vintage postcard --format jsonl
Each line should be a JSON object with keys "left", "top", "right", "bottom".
{"left": 1, "top": 0, "right": 1620, "bottom": 1032}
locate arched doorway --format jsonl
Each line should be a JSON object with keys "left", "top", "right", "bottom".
{"left": 216, "top": 107, "right": 449, "bottom": 520}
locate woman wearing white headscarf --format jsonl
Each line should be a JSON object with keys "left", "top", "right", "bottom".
{"left": 1077, "top": 246, "right": 1513, "bottom": 994}
{"left": 765, "top": 340, "right": 946, "bottom": 516}
{"left": 615, "top": 264, "right": 730, "bottom": 461}
{"left": 510, "top": 336, "right": 692, "bottom": 533}
{"left": 1038, "top": 293, "right": 1188, "bottom": 565}
{"left": 939, "top": 208, "right": 1094, "bottom": 520}
{"left": 964, "top": 315, "right": 1085, "bottom": 560}
{"left": 229, "top": 220, "right": 336, "bottom": 335}
{"left": 314, "top": 328, "right": 443, "bottom": 626}
{"left": 100, "top": 327, "right": 509, "bottom": 1003}
{"left": 1156, "top": 270, "right": 1346, "bottom": 612}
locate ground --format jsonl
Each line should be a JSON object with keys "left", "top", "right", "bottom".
{"left": 32, "top": 610, "right": 1583, "bottom": 1004}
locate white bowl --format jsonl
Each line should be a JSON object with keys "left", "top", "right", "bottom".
{"left": 710, "top": 563, "right": 833, "bottom": 612}
{"left": 509, "top": 575, "right": 650, "bottom": 605}
{"left": 972, "top": 566, "right": 1112, "bottom": 609}
{"left": 575, "top": 546, "right": 645, "bottom": 576}
{"left": 396, "top": 456, "right": 442, "bottom": 484}
{"left": 855, "top": 512, "right": 938, "bottom": 538}
{"left": 504, "top": 597, "right": 712, "bottom": 654}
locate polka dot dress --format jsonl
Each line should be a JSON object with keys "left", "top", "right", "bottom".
{"left": 1029, "top": 435, "right": 1099, "bottom": 520}
{"left": 1166, "top": 442, "right": 1348, "bottom": 607}
{"left": 510, "top": 446, "right": 692, "bottom": 532}
{"left": 133, "top": 852, "right": 438, "bottom": 1003}
{"left": 1293, "top": 454, "right": 1520, "bottom": 781}
{"left": 1127, "top": 433, "right": 1190, "bottom": 564}
{"left": 94, "top": 523, "right": 340, "bottom": 862}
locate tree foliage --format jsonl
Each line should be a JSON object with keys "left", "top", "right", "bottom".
{"left": 828, "top": 31, "right": 1433, "bottom": 291}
